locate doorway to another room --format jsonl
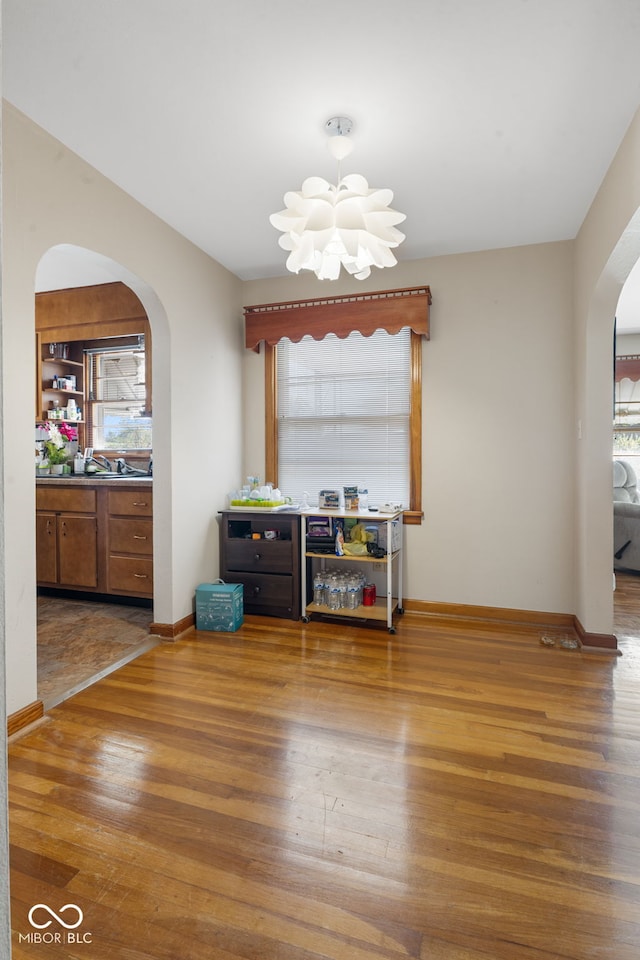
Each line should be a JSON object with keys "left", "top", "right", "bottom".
{"left": 35, "top": 246, "right": 158, "bottom": 708}
{"left": 613, "top": 254, "right": 640, "bottom": 644}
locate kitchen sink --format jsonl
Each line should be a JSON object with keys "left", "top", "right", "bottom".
{"left": 91, "top": 472, "right": 149, "bottom": 479}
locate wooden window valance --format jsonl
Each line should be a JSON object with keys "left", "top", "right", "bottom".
{"left": 244, "top": 285, "right": 431, "bottom": 352}
{"left": 615, "top": 355, "right": 640, "bottom": 382}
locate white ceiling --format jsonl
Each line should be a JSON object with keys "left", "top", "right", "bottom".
{"left": 4, "top": 1, "right": 640, "bottom": 327}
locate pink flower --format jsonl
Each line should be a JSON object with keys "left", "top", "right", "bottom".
{"left": 57, "top": 422, "right": 78, "bottom": 442}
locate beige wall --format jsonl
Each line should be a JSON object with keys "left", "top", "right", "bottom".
{"left": 242, "top": 240, "right": 575, "bottom": 614}
{"left": 616, "top": 333, "right": 640, "bottom": 354}
{"left": 2, "top": 103, "right": 244, "bottom": 715}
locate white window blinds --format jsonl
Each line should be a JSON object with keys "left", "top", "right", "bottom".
{"left": 276, "top": 328, "right": 411, "bottom": 505}
{"left": 86, "top": 342, "right": 152, "bottom": 450}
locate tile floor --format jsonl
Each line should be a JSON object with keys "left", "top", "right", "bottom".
{"left": 37, "top": 594, "right": 161, "bottom": 709}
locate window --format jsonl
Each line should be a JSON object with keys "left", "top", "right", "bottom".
{"left": 266, "top": 329, "right": 423, "bottom": 521}
{"left": 85, "top": 338, "right": 152, "bottom": 451}
{"left": 614, "top": 354, "right": 640, "bottom": 473}
{"left": 247, "top": 285, "right": 430, "bottom": 523}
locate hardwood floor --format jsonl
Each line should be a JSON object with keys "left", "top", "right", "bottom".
{"left": 8, "top": 611, "right": 640, "bottom": 959}
{"left": 614, "top": 569, "right": 640, "bottom": 639}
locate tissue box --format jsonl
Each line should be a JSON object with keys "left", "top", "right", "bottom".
{"left": 195, "top": 581, "right": 243, "bottom": 632}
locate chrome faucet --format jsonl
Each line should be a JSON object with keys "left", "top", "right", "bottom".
{"left": 93, "top": 455, "right": 113, "bottom": 472}
{"left": 115, "top": 457, "right": 150, "bottom": 476}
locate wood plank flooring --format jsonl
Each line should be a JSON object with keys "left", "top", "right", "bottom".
{"left": 8, "top": 612, "right": 640, "bottom": 959}
{"left": 614, "top": 569, "right": 640, "bottom": 639}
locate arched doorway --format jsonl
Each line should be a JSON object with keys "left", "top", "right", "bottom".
{"left": 34, "top": 244, "right": 166, "bottom": 706}
{"left": 612, "top": 253, "right": 640, "bottom": 639}
{"left": 578, "top": 207, "right": 640, "bottom": 644}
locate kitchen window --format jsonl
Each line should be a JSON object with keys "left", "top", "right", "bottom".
{"left": 85, "top": 338, "right": 152, "bottom": 451}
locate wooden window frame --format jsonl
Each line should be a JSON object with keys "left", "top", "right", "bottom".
{"left": 264, "top": 329, "right": 424, "bottom": 525}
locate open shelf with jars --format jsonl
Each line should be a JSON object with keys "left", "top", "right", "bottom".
{"left": 36, "top": 336, "right": 86, "bottom": 445}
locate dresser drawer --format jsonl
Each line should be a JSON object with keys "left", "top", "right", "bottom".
{"left": 108, "top": 489, "right": 153, "bottom": 517}
{"left": 225, "top": 539, "right": 293, "bottom": 574}
{"left": 229, "top": 572, "right": 295, "bottom": 613}
{"left": 107, "top": 556, "right": 153, "bottom": 596}
{"left": 109, "top": 518, "right": 153, "bottom": 556}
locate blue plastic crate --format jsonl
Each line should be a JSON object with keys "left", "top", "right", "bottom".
{"left": 195, "top": 581, "right": 243, "bottom": 632}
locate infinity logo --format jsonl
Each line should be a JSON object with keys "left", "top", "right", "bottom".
{"left": 28, "top": 903, "right": 84, "bottom": 930}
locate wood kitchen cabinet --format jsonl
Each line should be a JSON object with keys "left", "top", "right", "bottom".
{"left": 35, "top": 283, "right": 153, "bottom": 454}
{"left": 36, "top": 487, "right": 98, "bottom": 589}
{"left": 106, "top": 488, "right": 153, "bottom": 598}
{"left": 36, "top": 480, "right": 153, "bottom": 599}
{"left": 218, "top": 510, "right": 300, "bottom": 619}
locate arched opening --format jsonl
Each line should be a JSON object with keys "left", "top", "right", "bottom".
{"left": 579, "top": 208, "right": 640, "bottom": 643}
{"left": 612, "top": 252, "right": 640, "bottom": 637}
{"left": 34, "top": 244, "right": 170, "bottom": 706}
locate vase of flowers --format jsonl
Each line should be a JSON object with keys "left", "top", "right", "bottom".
{"left": 43, "top": 422, "right": 78, "bottom": 473}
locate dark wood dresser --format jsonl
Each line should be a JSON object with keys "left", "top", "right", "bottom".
{"left": 218, "top": 510, "right": 300, "bottom": 620}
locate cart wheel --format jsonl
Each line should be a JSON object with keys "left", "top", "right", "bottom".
{"left": 398, "top": 607, "right": 404, "bottom": 615}
{"left": 388, "top": 627, "right": 396, "bottom": 635}
{"left": 302, "top": 616, "right": 310, "bottom": 623}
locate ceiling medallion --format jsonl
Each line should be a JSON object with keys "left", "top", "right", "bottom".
{"left": 269, "top": 117, "right": 406, "bottom": 281}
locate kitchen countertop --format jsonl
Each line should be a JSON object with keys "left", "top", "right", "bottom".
{"left": 36, "top": 474, "right": 152, "bottom": 486}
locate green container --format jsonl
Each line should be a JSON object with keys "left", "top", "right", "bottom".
{"left": 195, "top": 581, "right": 243, "bottom": 632}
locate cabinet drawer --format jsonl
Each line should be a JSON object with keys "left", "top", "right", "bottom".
{"left": 225, "top": 539, "right": 293, "bottom": 574}
{"left": 36, "top": 487, "right": 96, "bottom": 513}
{"left": 228, "top": 572, "right": 294, "bottom": 612}
{"left": 107, "top": 556, "right": 153, "bottom": 595}
{"left": 109, "top": 518, "right": 153, "bottom": 555}
{"left": 108, "top": 489, "right": 153, "bottom": 517}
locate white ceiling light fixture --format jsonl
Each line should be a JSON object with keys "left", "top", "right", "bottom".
{"left": 269, "top": 117, "right": 406, "bottom": 281}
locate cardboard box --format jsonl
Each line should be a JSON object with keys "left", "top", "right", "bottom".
{"left": 195, "top": 581, "right": 243, "bottom": 632}
{"left": 319, "top": 489, "right": 340, "bottom": 509}
{"left": 377, "top": 519, "right": 402, "bottom": 552}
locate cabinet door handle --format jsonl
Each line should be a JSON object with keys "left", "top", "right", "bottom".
{"left": 133, "top": 535, "right": 147, "bottom": 540}
{"left": 133, "top": 501, "right": 148, "bottom": 507}
{"left": 252, "top": 585, "right": 261, "bottom": 595}
{"left": 133, "top": 573, "right": 148, "bottom": 579}
{"left": 254, "top": 553, "right": 262, "bottom": 561}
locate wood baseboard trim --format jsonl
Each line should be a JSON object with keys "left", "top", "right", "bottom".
{"left": 573, "top": 616, "right": 619, "bottom": 652}
{"left": 403, "top": 599, "right": 618, "bottom": 652}
{"left": 403, "top": 598, "right": 575, "bottom": 629}
{"left": 8, "top": 700, "right": 44, "bottom": 737}
{"left": 150, "top": 612, "right": 195, "bottom": 641}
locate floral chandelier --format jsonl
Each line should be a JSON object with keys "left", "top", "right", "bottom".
{"left": 269, "top": 117, "right": 406, "bottom": 281}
